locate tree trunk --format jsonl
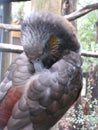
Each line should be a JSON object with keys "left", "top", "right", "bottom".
{"left": 61, "top": 0, "right": 77, "bottom": 15}
{"left": 31, "top": 0, "right": 62, "bottom": 15}
{"left": 61, "top": 0, "right": 77, "bottom": 26}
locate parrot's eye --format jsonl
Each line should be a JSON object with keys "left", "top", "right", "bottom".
{"left": 36, "top": 58, "right": 40, "bottom": 62}
{"left": 22, "top": 22, "right": 27, "bottom": 30}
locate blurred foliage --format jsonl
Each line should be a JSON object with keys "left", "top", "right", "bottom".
{"left": 77, "top": 10, "right": 98, "bottom": 72}
{"left": 65, "top": 83, "right": 98, "bottom": 130}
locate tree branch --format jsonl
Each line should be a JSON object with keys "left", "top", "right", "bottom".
{"left": 64, "top": 2, "right": 98, "bottom": 21}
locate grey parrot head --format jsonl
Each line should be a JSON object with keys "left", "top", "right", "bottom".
{"left": 21, "top": 12, "right": 80, "bottom": 68}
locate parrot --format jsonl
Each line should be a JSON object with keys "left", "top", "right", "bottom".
{"left": 0, "top": 12, "right": 82, "bottom": 130}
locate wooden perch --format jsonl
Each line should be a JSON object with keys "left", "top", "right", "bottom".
{"left": 0, "top": 43, "right": 23, "bottom": 53}
{"left": 0, "top": 2, "right": 98, "bottom": 31}
{"left": 81, "top": 50, "right": 98, "bottom": 58}
{"left": 0, "top": 23, "right": 20, "bottom": 31}
{"left": 0, "top": 43, "right": 98, "bottom": 58}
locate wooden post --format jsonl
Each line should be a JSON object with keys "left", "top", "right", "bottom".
{"left": 1, "top": 3, "right": 11, "bottom": 80}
